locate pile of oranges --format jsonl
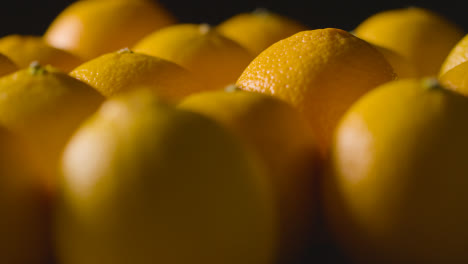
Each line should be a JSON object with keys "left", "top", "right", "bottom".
{"left": 2, "top": 1, "right": 468, "bottom": 263}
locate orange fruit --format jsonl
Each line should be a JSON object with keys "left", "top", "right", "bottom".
{"left": 56, "top": 89, "right": 275, "bottom": 264}
{"left": 0, "top": 53, "right": 18, "bottom": 77}
{"left": 179, "top": 88, "right": 318, "bottom": 262}
{"left": 439, "top": 60, "right": 468, "bottom": 95}
{"left": 354, "top": 7, "right": 464, "bottom": 77}
{"left": 0, "top": 63, "right": 103, "bottom": 192}
{"left": 439, "top": 34, "right": 468, "bottom": 76}
{"left": 373, "top": 45, "right": 417, "bottom": 78}
{"left": 44, "top": 0, "right": 176, "bottom": 60}
{"left": 0, "top": 35, "right": 83, "bottom": 72}
{"left": 69, "top": 48, "right": 204, "bottom": 102}
{"left": 323, "top": 78, "right": 468, "bottom": 263}
{"left": 217, "top": 9, "right": 309, "bottom": 55}
{"left": 237, "top": 28, "right": 395, "bottom": 156}
{"left": 0, "top": 127, "right": 51, "bottom": 264}
{"left": 133, "top": 23, "right": 254, "bottom": 91}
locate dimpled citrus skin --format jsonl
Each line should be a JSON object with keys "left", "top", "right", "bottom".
{"left": 440, "top": 34, "right": 468, "bottom": 76}
{"left": 237, "top": 28, "right": 395, "bottom": 156}
{"left": 0, "top": 35, "right": 83, "bottom": 72}
{"left": 179, "top": 89, "right": 318, "bottom": 262}
{"left": 44, "top": 0, "right": 176, "bottom": 60}
{"left": 70, "top": 50, "right": 204, "bottom": 102}
{"left": 56, "top": 90, "right": 276, "bottom": 264}
{"left": 217, "top": 10, "right": 309, "bottom": 55}
{"left": 133, "top": 24, "right": 254, "bottom": 91}
{"left": 440, "top": 60, "right": 468, "bottom": 96}
{"left": 0, "top": 127, "right": 51, "bottom": 264}
{"left": 324, "top": 78, "right": 468, "bottom": 264}
{"left": 355, "top": 7, "right": 464, "bottom": 77}
{"left": 0, "top": 65, "right": 103, "bottom": 192}
{"left": 0, "top": 53, "right": 17, "bottom": 77}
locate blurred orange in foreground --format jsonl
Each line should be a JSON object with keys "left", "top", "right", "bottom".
{"left": 56, "top": 89, "right": 276, "bottom": 264}
{"left": 179, "top": 88, "right": 319, "bottom": 262}
{"left": 324, "top": 78, "right": 468, "bottom": 263}
{"left": 0, "top": 127, "right": 51, "bottom": 264}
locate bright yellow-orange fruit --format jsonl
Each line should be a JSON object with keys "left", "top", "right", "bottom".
{"left": 134, "top": 24, "right": 254, "bottom": 91}
{"left": 56, "top": 89, "right": 276, "bottom": 264}
{"left": 237, "top": 28, "right": 395, "bottom": 156}
{"left": 0, "top": 127, "right": 51, "bottom": 264}
{"left": 354, "top": 7, "right": 464, "bottom": 77}
{"left": 44, "top": 0, "right": 176, "bottom": 60}
{"left": 440, "top": 34, "right": 468, "bottom": 76}
{"left": 0, "top": 53, "right": 17, "bottom": 77}
{"left": 324, "top": 78, "right": 468, "bottom": 264}
{"left": 440, "top": 60, "right": 468, "bottom": 95}
{"left": 373, "top": 45, "right": 417, "bottom": 78}
{"left": 217, "top": 9, "right": 309, "bottom": 55}
{"left": 69, "top": 49, "right": 204, "bottom": 102}
{"left": 179, "top": 88, "right": 318, "bottom": 262}
{"left": 0, "top": 35, "right": 83, "bottom": 72}
{"left": 0, "top": 63, "right": 103, "bottom": 192}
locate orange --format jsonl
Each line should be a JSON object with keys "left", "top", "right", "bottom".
{"left": 0, "top": 127, "right": 51, "bottom": 264}
{"left": 439, "top": 34, "right": 468, "bottom": 76}
{"left": 217, "top": 9, "right": 309, "bottom": 55}
{"left": 44, "top": 0, "right": 176, "bottom": 60}
{"left": 69, "top": 48, "right": 204, "bottom": 102}
{"left": 179, "top": 88, "right": 318, "bottom": 262}
{"left": 0, "top": 35, "right": 83, "bottom": 72}
{"left": 0, "top": 53, "right": 17, "bottom": 77}
{"left": 323, "top": 78, "right": 468, "bottom": 263}
{"left": 354, "top": 7, "right": 464, "bottom": 77}
{"left": 237, "top": 28, "right": 395, "bottom": 156}
{"left": 0, "top": 63, "right": 103, "bottom": 193}
{"left": 373, "top": 45, "right": 417, "bottom": 78}
{"left": 56, "top": 89, "right": 276, "bottom": 264}
{"left": 439, "top": 60, "right": 468, "bottom": 95}
{"left": 133, "top": 24, "right": 254, "bottom": 91}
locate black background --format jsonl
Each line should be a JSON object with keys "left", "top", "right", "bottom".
{"left": 0, "top": 1, "right": 466, "bottom": 37}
